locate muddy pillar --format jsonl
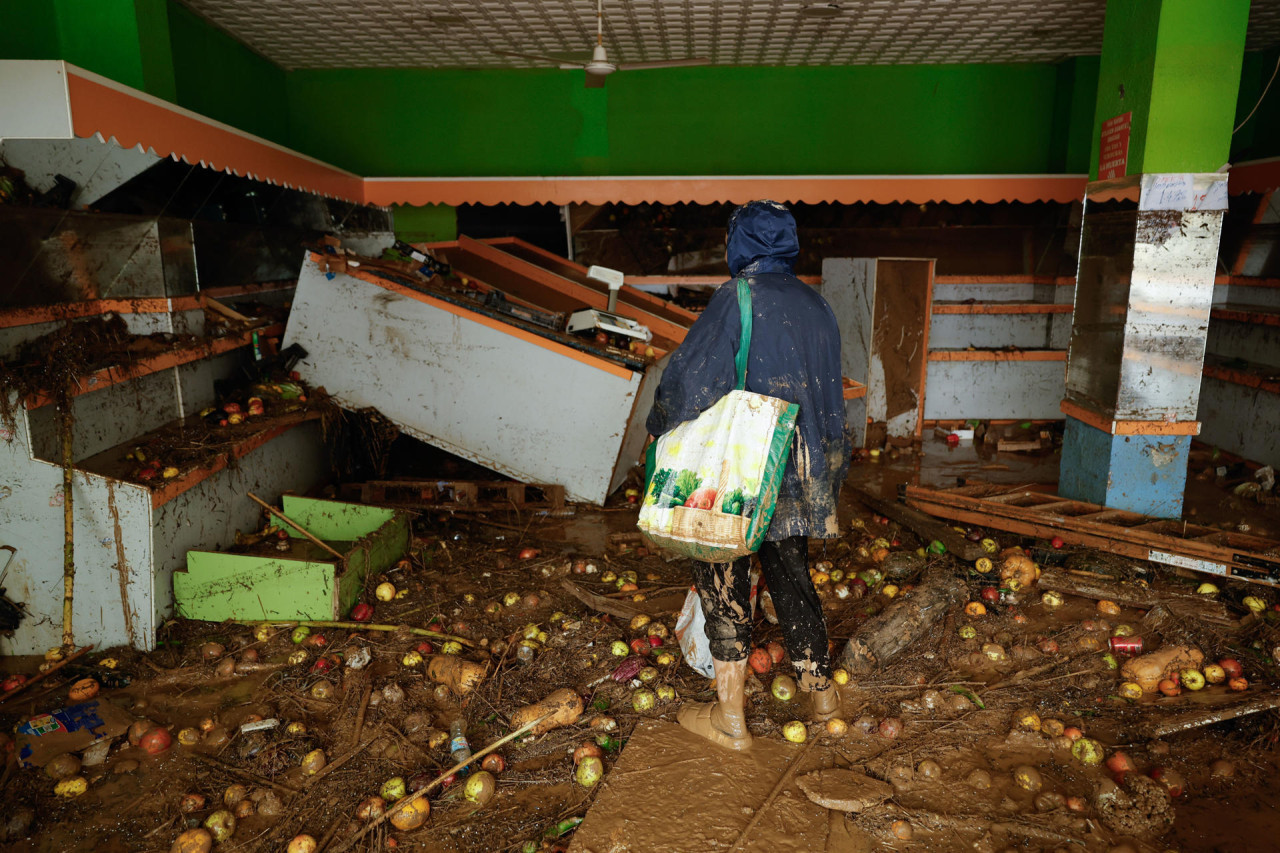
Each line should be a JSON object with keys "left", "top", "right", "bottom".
{"left": 1058, "top": 0, "right": 1249, "bottom": 518}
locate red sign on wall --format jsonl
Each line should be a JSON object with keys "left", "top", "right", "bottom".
{"left": 1098, "top": 112, "right": 1132, "bottom": 180}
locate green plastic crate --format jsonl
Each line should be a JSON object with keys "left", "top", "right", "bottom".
{"left": 174, "top": 496, "right": 410, "bottom": 622}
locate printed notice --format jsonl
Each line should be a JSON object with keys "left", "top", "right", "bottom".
{"left": 1098, "top": 112, "right": 1131, "bottom": 180}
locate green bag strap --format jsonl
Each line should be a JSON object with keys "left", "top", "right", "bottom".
{"left": 734, "top": 277, "right": 752, "bottom": 391}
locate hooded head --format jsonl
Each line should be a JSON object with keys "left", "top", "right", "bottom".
{"left": 726, "top": 200, "right": 799, "bottom": 277}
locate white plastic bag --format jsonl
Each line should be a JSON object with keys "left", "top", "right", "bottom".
{"left": 674, "top": 569, "right": 761, "bottom": 679}
{"left": 674, "top": 587, "right": 714, "bottom": 678}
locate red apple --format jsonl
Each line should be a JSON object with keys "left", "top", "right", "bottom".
{"left": 140, "top": 726, "right": 172, "bottom": 755}
{"left": 1158, "top": 679, "right": 1181, "bottom": 697}
{"left": 1219, "top": 658, "right": 1243, "bottom": 679}
{"left": 351, "top": 602, "right": 374, "bottom": 622}
{"left": 765, "top": 641, "right": 786, "bottom": 664}
{"left": 1105, "top": 751, "right": 1135, "bottom": 774}
{"left": 1051, "top": 536, "right": 1065, "bottom": 549}
{"left": 980, "top": 587, "right": 1000, "bottom": 604}
{"left": 748, "top": 648, "right": 772, "bottom": 675}
{"left": 1150, "top": 767, "right": 1185, "bottom": 797}
{"left": 1228, "top": 676, "right": 1249, "bottom": 692}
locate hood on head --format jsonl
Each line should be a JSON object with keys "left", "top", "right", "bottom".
{"left": 726, "top": 200, "right": 799, "bottom": 277}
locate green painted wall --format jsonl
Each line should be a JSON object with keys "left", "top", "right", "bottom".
{"left": 0, "top": 1, "right": 60, "bottom": 59}
{"left": 393, "top": 204, "right": 458, "bottom": 243}
{"left": 52, "top": 0, "right": 151, "bottom": 93}
{"left": 287, "top": 63, "right": 1082, "bottom": 177}
{"left": 1091, "top": 0, "right": 1249, "bottom": 178}
{"left": 1145, "top": 0, "right": 1248, "bottom": 173}
{"left": 135, "top": 0, "right": 176, "bottom": 102}
{"left": 1231, "top": 48, "right": 1280, "bottom": 163}
{"left": 167, "top": 1, "right": 290, "bottom": 144}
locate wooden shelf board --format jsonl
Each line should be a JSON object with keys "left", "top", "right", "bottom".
{"left": 933, "top": 302, "right": 1072, "bottom": 315}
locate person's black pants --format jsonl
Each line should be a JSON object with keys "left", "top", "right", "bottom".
{"left": 691, "top": 536, "right": 832, "bottom": 690}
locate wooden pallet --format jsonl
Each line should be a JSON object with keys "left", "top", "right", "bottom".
{"left": 903, "top": 482, "right": 1280, "bottom": 587}
{"left": 344, "top": 480, "right": 566, "bottom": 513}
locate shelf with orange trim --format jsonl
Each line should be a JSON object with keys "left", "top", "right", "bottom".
{"left": 933, "top": 275, "right": 1076, "bottom": 286}
{"left": 0, "top": 296, "right": 203, "bottom": 330}
{"left": 928, "top": 349, "right": 1067, "bottom": 362}
{"left": 23, "top": 324, "right": 284, "bottom": 409}
{"left": 1210, "top": 304, "right": 1280, "bottom": 327}
{"left": 71, "top": 409, "right": 320, "bottom": 510}
{"left": 933, "top": 301, "right": 1073, "bottom": 315}
{"left": 1202, "top": 356, "right": 1280, "bottom": 396}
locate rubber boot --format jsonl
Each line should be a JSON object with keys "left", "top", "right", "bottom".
{"left": 807, "top": 678, "right": 840, "bottom": 722}
{"left": 677, "top": 657, "right": 752, "bottom": 751}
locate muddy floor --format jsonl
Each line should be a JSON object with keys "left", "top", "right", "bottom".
{"left": 3, "top": 433, "right": 1280, "bottom": 852}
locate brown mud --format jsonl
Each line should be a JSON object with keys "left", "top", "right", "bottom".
{"left": 1, "top": 433, "right": 1279, "bottom": 852}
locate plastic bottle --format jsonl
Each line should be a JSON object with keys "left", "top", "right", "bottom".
{"left": 449, "top": 719, "right": 472, "bottom": 777}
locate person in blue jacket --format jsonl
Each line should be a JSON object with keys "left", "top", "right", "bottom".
{"left": 647, "top": 200, "right": 851, "bottom": 751}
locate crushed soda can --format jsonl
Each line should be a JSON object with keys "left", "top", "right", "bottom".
{"left": 1108, "top": 636, "right": 1144, "bottom": 656}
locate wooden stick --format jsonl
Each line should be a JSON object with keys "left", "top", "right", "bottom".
{"left": 188, "top": 751, "right": 300, "bottom": 796}
{"left": 0, "top": 644, "right": 94, "bottom": 704}
{"left": 1142, "top": 692, "right": 1280, "bottom": 738}
{"left": 727, "top": 737, "right": 817, "bottom": 853}
{"left": 351, "top": 681, "right": 373, "bottom": 750}
{"left": 246, "top": 492, "right": 346, "bottom": 562}
{"left": 329, "top": 711, "right": 552, "bottom": 853}
{"left": 202, "top": 295, "right": 254, "bottom": 324}
{"left": 560, "top": 579, "right": 640, "bottom": 620}
{"left": 60, "top": 402, "right": 75, "bottom": 648}
{"left": 231, "top": 619, "right": 476, "bottom": 647}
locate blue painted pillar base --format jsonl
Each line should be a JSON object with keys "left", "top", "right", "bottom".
{"left": 1058, "top": 416, "right": 1191, "bottom": 518}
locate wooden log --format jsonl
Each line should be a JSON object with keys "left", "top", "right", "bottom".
{"left": 1036, "top": 568, "right": 1239, "bottom": 627}
{"left": 840, "top": 567, "right": 965, "bottom": 675}
{"left": 851, "top": 487, "right": 986, "bottom": 562}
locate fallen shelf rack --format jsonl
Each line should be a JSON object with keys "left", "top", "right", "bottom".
{"left": 903, "top": 482, "right": 1280, "bottom": 587}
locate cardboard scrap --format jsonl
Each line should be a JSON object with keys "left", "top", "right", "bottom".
{"left": 16, "top": 699, "right": 133, "bottom": 768}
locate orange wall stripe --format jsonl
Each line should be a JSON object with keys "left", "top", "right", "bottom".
{"left": 66, "top": 69, "right": 364, "bottom": 203}
{"left": 319, "top": 255, "right": 638, "bottom": 381}
{"left": 364, "top": 174, "right": 1087, "bottom": 208}
{"left": 0, "top": 296, "right": 202, "bottom": 329}
{"left": 928, "top": 350, "right": 1067, "bottom": 362}
{"left": 933, "top": 303, "right": 1073, "bottom": 315}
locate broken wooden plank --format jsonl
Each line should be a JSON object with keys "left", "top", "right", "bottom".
{"left": 851, "top": 486, "right": 985, "bottom": 562}
{"left": 840, "top": 566, "right": 965, "bottom": 675}
{"left": 1141, "top": 692, "right": 1280, "bottom": 738}
{"left": 905, "top": 484, "right": 1280, "bottom": 587}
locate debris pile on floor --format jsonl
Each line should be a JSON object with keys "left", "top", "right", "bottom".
{"left": 0, "top": 440, "right": 1278, "bottom": 852}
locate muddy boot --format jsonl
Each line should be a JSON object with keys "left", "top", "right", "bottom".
{"left": 807, "top": 680, "right": 840, "bottom": 722}
{"left": 678, "top": 657, "right": 752, "bottom": 751}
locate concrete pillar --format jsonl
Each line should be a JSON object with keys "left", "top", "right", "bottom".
{"left": 1058, "top": 0, "right": 1250, "bottom": 518}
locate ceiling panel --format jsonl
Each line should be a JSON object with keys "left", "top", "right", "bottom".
{"left": 178, "top": 0, "right": 1280, "bottom": 71}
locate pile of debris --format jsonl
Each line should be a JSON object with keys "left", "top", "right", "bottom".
{"left": 0, "top": 466, "right": 1278, "bottom": 852}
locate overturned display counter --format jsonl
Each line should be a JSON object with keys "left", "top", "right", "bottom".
{"left": 285, "top": 238, "right": 697, "bottom": 505}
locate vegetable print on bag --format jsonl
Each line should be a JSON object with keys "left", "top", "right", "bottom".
{"left": 639, "top": 279, "right": 798, "bottom": 562}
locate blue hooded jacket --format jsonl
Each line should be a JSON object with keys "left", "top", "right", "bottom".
{"left": 647, "top": 201, "right": 851, "bottom": 540}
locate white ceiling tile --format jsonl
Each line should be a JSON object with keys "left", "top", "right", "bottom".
{"left": 174, "top": 0, "right": 1280, "bottom": 71}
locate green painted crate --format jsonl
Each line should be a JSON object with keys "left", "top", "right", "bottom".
{"left": 174, "top": 496, "right": 410, "bottom": 622}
